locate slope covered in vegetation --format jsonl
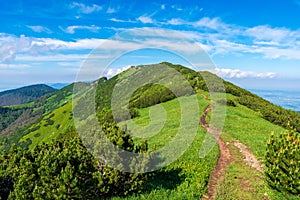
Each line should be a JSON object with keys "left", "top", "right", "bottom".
{"left": 0, "top": 84, "right": 56, "bottom": 106}
{"left": 0, "top": 63, "right": 299, "bottom": 199}
{"left": 0, "top": 82, "right": 89, "bottom": 151}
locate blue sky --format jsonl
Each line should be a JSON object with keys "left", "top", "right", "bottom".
{"left": 1, "top": 0, "right": 300, "bottom": 91}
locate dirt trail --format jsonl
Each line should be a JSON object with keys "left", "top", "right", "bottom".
{"left": 233, "top": 141, "right": 263, "bottom": 172}
{"left": 201, "top": 105, "right": 233, "bottom": 200}
{"left": 200, "top": 103, "right": 264, "bottom": 199}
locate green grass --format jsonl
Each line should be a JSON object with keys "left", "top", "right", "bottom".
{"left": 114, "top": 93, "right": 219, "bottom": 199}
{"left": 5, "top": 101, "right": 35, "bottom": 109}
{"left": 217, "top": 99, "right": 300, "bottom": 200}
{"left": 19, "top": 102, "right": 74, "bottom": 149}
{"left": 223, "top": 103, "right": 285, "bottom": 159}
{"left": 15, "top": 88, "right": 299, "bottom": 199}
{"left": 216, "top": 134, "right": 269, "bottom": 200}
{"left": 215, "top": 133, "right": 300, "bottom": 200}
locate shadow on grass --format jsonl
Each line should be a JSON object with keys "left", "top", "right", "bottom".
{"left": 142, "top": 167, "right": 185, "bottom": 192}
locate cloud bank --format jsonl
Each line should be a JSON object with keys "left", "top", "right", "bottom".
{"left": 214, "top": 68, "right": 277, "bottom": 79}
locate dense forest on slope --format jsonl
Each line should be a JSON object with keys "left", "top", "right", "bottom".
{"left": 0, "top": 63, "right": 299, "bottom": 199}
{"left": 0, "top": 84, "right": 56, "bottom": 106}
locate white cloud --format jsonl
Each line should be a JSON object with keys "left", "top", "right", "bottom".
{"left": 31, "top": 38, "right": 105, "bottom": 50}
{"left": 0, "top": 34, "right": 32, "bottom": 62}
{"left": 104, "top": 65, "right": 131, "bottom": 77}
{"left": 107, "top": 7, "right": 116, "bottom": 13}
{"left": 171, "top": 5, "right": 183, "bottom": 11}
{"left": 109, "top": 18, "right": 135, "bottom": 23}
{"left": 214, "top": 68, "right": 276, "bottom": 79}
{"left": 110, "top": 18, "right": 123, "bottom": 22}
{"left": 63, "top": 25, "right": 100, "bottom": 34}
{"left": 0, "top": 63, "right": 31, "bottom": 69}
{"left": 57, "top": 61, "right": 82, "bottom": 67}
{"left": 259, "top": 47, "right": 300, "bottom": 60}
{"left": 167, "top": 18, "right": 185, "bottom": 25}
{"left": 70, "top": 2, "right": 102, "bottom": 14}
{"left": 161, "top": 17, "right": 300, "bottom": 60}
{"left": 2, "top": 21, "right": 300, "bottom": 70}
{"left": 164, "top": 17, "right": 228, "bottom": 31}
{"left": 27, "top": 26, "right": 52, "bottom": 34}
{"left": 193, "top": 17, "right": 226, "bottom": 30}
{"left": 137, "top": 16, "right": 154, "bottom": 24}
{"left": 245, "top": 25, "right": 292, "bottom": 42}
{"left": 17, "top": 54, "right": 89, "bottom": 62}
{"left": 0, "top": 34, "right": 107, "bottom": 62}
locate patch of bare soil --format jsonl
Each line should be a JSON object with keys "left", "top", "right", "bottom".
{"left": 233, "top": 141, "right": 263, "bottom": 172}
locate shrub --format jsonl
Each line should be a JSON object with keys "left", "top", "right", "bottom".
{"left": 0, "top": 123, "right": 149, "bottom": 199}
{"left": 29, "top": 125, "right": 40, "bottom": 132}
{"left": 44, "top": 119, "right": 54, "bottom": 127}
{"left": 227, "top": 99, "right": 237, "bottom": 107}
{"left": 34, "top": 133, "right": 41, "bottom": 137}
{"left": 56, "top": 124, "right": 61, "bottom": 130}
{"left": 265, "top": 128, "right": 300, "bottom": 195}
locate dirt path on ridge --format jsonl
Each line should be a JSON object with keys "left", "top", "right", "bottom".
{"left": 200, "top": 100, "right": 264, "bottom": 199}
{"left": 201, "top": 105, "right": 233, "bottom": 200}
{"left": 232, "top": 141, "right": 263, "bottom": 172}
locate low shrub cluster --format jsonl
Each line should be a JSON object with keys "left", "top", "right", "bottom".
{"left": 0, "top": 123, "right": 149, "bottom": 199}
{"left": 265, "top": 128, "right": 300, "bottom": 195}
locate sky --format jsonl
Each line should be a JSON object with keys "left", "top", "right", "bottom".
{"left": 0, "top": 0, "right": 300, "bottom": 91}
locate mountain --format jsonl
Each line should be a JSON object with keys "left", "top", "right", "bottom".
{"left": 0, "top": 84, "right": 56, "bottom": 106}
{"left": 0, "top": 63, "right": 299, "bottom": 199}
{"left": 48, "top": 83, "right": 70, "bottom": 89}
{"left": 0, "top": 82, "right": 89, "bottom": 140}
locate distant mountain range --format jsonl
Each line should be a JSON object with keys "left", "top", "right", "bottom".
{"left": 0, "top": 84, "right": 56, "bottom": 106}
{"left": 48, "top": 83, "right": 70, "bottom": 90}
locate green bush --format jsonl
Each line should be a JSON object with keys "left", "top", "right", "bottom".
{"left": 265, "top": 128, "right": 300, "bottom": 195}
{"left": 227, "top": 99, "right": 237, "bottom": 107}
{"left": 0, "top": 123, "right": 149, "bottom": 199}
{"left": 34, "top": 133, "right": 41, "bottom": 137}
{"left": 44, "top": 118, "right": 54, "bottom": 127}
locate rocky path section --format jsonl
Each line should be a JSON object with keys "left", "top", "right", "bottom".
{"left": 233, "top": 141, "right": 263, "bottom": 172}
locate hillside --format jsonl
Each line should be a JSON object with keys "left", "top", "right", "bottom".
{"left": 0, "top": 84, "right": 56, "bottom": 106}
{"left": 0, "top": 63, "right": 299, "bottom": 199}
{"left": 0, "top": 82, "right": 89, "bottom": 151}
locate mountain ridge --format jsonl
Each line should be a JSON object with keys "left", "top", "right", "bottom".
{"left": 0, "top": 63, "right": 299, "bottom": 199}
{"left": 0, "top": 84, "right": 56, "bottom": 106}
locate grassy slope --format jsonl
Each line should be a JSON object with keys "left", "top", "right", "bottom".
{"left": 216, "top": 95, "right": 299, "bottom": 199}
{"left": 216, "top": 133, "right": 300, "bottom": 200}
{"left": 224, "top": 96, "right": 285, "bottom": 159}
{"left": 14, "top": 86, "right": 300, "bottom": 199}
{"left": 114, "top": 93, "right": 219, "bottom": 199}
{"left": 20, "top": 102, "right": 74, "bottom": 149}
{"left": 8, "top": 63, "right": 299, "bottom": 199}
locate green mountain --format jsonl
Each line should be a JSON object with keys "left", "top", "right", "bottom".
{"left": 0, "top": 63, "right": 299, "bottom": 199}
{"left": 0, "top": 82, "right": 89, "bottom": 148}
{"left": 0, "top": 84, "right": 56, "bottom": 106}
{"left": 48, "top": 83, "right": 70, "bottom": 89}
